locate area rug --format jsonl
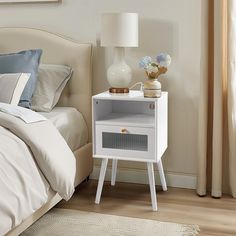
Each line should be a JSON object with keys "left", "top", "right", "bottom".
{"left": 21, "top": 208, "right": 199, "bottom": 236}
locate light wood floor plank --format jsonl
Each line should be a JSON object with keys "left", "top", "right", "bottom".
{"left": 56, "top": 181, "right": 236, "bottom": 236}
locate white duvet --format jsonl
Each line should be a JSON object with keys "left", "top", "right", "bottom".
{"left": 0, "top": 105, "right": 76, "bottom": 235}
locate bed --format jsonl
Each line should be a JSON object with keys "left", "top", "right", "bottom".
{"left": 0, "top": 27, "right": 93, "bottom": 236}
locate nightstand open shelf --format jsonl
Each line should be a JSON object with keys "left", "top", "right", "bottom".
{"left": 92, "top": 90, "right": 168, "bottom": 211}
{"left": 96, "top": 113, "right": 155, "bottom": 127}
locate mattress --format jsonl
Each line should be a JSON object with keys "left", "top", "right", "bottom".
{"left": 39, "top": 107, "right": 88, "bottom": 151}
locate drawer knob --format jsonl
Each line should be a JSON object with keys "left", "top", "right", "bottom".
{"left": 121, "top": 128, "right": 128, "bottom": 133}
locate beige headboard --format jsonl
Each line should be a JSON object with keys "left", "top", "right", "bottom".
{"left": 0, "top": 27, "right": 92, "bottom": 140}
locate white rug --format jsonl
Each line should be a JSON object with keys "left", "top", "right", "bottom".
{"left": 21, "top": 208, "right": 199, "bottom": 236}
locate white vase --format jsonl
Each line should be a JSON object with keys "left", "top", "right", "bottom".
{"left": 143, "top": 78, "right": 162, "bottom": 98}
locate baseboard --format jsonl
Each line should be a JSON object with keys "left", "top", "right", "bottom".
{"left": 90, "top": 165, "right": 197, "bottom": 189}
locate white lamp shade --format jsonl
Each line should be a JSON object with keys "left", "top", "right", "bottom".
{"left": 101, "top": 13, "right": 138, "bottom": 47}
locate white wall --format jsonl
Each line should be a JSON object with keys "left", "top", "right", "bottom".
{"left": 0, "top": 0, "right": 208, "bottom": 187}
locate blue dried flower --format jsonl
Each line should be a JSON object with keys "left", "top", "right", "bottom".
{"left": 156, "top": 53, "right": 171, "bottom": 68}
{"left": 139, "top": 56, "right": 152, "bottom": 68}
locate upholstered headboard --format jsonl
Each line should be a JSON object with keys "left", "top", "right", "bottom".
{"left": 0, "top": 27, "right": 92, "bottom": 140}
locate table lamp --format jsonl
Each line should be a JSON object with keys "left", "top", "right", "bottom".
{"left": 101, "top": 13, "right": 139, "bottom": 93}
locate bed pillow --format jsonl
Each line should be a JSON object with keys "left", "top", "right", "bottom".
{"left": 0, "top": 49, "right": 42, "bottom": 108}
{"left": 0, "top": 73, "right": 30, "bottom": 105}
{"left": 31, "top": 64, "right": 73, "bottom": 112}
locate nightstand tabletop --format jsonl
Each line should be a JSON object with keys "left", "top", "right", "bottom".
{"left": 93, "top": 90, "right": 168, "bottom": 101}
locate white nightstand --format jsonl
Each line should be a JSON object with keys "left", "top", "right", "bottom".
{"left": 92, "top": 90, "right": 168, "bottom": 211}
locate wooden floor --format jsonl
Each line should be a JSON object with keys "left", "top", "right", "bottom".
{"left": 56, "top": 180, "right": 236, "bottom": 236}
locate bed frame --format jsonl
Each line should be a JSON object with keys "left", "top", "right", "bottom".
{"left": 0, "top": 27, "right": 93, "bottom": 236}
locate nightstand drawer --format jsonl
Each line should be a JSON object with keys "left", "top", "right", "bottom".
{"left": 95, "top": 125, "right": 155, "bottom": 161}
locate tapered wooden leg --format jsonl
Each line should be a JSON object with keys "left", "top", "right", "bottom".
{"left": 157, "top": 160, "right": 167, "bottom": 191}
{"left": 111, "top": 159, "right": 118, "bottom": 186}
{"left": 95, "top": 158, "right": 108, "bottom": 204}
{"left": 147, "top": 162, "right": 158, "bottom": 211}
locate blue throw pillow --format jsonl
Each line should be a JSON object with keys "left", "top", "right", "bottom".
{"left": 0, "top": 49, "right": 42, "bottom": 108}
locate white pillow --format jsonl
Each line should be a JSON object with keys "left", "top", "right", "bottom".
{"left": 31, "top": 64, "right": 73, "bottom": 112}
{"left": 0, "top": 73, "right": 30, "bottom": 105}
